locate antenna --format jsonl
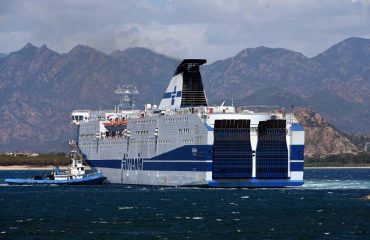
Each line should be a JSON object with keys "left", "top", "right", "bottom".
{"left": 231, "top": 95, "right": 234, "bottom": 106}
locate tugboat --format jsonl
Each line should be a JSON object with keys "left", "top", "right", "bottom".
{"left": 4, "top": 140, "right": 106, "bottom": 185}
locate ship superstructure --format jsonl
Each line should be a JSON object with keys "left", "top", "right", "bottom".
{"left": 72, "top": 59, "right": 304, "bottom": 187}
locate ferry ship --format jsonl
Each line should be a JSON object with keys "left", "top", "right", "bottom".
{"left": 72, "top": 59, "right": 305, "bottom": 187}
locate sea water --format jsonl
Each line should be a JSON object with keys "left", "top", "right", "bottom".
{"left": 0, "top": 169, "right": 369, "bottom": 239}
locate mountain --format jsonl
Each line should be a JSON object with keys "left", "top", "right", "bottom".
{"left": 110, "top": 47, "right": 180, "bottom": 103}
{"left": 294, "top": 108, "right": 358, "bottom": 157}
{"left": 0, "top": 44, "right": 178, "bottom": 152}
{"left": 203, "top": 47, "right": 323, "bottom": 100}
{"left": 0, "top": 37, "right": 370, "bottom": 153}
{"left": 313, "top": 37, "right": 370, "bottom": 99}
{"left": 205, "top": 37, "right": 370, "bottom": 133}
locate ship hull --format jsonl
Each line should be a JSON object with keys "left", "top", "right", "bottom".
{"left": 93, "top": 167, "right": 303, "bottom": 187}
{"left": 77, "top": 114, "right": 305, "bottom": 188}
{"left": 85, "top": 160, "right": 304, "bottom": 187}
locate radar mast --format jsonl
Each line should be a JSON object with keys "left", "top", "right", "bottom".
{"left": 115, "top": 85, "right": 139, "bottom": 110}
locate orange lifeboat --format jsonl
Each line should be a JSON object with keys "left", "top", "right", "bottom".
{"left": 104, "top": 119, "right": 128, "bottom": 128}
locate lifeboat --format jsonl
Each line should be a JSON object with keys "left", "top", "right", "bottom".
{"left": 104, "top": 119, "right": 128, "bottom": 131}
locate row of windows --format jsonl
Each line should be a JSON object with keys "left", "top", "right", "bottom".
{"left": 80, "top": 134, "right": 95, "bottom": 138}
{"left": 136, "top": 130, "right": 149, "bottom": 135}
{"left": 183, "top": 139, "right": 194, "bottom": 144}
{"left": 195, "top": 136, "right": 203, "bottom": 144}
{"left": 79, "top": 143, "right": 94, "bottom": 146}
{"left": 79, "top": 142, "right": 125, "bottom": 146}
{"left": 164, "top": 117, "right": 189, "bottom": 123}
{"left": 131, "top": 119, "right": 157, "bottom": 125}
{"left": 80, "top": 139, "right": 171, "bottom": 146}
{"left": 101, "top": 141, "right": 124, "bottom": 146}
{"left": 130, "top": 139, "right": 170, "bottom": 145}
{"left": 131, "top": 140, "right": 155, "bottom": 145}
{"left": 158, "top": 140, "right": 170, "bottom": 144}
{"left": 178, "top": 128, "right": 190, "bottom": 133}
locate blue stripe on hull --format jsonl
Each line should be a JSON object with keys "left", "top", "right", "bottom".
{"left": 86, "top": 159, "right": 212, "bottom": 171}
{"left": 208, "top": 179, "right": 304, "bottom": 188}
{"left": 290, "top": 162, "right": 304, "bottom": 171}
{"left": 290, "top": 145, "right": 304, "bottom": 160}
{"left": 144, "top": 161, "right": 211, "bottom": 171}
{"left": 152, "top": 145, "right": 212, "bottom": 160}
{"left": 87, "top": 160, "right": 121, "bottom": 169}
{"left": 291, "top": 123, "right": 304, "bottom": 131}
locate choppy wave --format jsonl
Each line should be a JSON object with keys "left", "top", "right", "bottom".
{"left": 1, "top": 169, "right": 370, "bottom": 190}
{"left": 302, "top": 180, "right": 370, "bottom": 190}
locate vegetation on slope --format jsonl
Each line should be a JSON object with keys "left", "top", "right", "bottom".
{"left": 0, "top": 153, "right": 69, "bottom": 166}
{"left": 305, "top": 152, "right": 370, "bottom": 167}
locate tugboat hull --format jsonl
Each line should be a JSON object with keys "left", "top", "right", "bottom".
{"left": 4, "top": 173, "right": 106, "bottom": 185}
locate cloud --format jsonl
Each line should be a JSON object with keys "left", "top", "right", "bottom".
{"left": 0, "top": 0, "right": 370, "bottom": 62}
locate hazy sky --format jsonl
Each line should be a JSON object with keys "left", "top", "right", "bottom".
{"left": 0, "top": 0, "right": 369, "bottom": 62}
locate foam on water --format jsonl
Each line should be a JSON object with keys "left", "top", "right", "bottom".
{"left": 118, "top": 206, "right": 134, "bottom": 210}
{"left": 302, "top": 180, "right": 370, "bottom": 190}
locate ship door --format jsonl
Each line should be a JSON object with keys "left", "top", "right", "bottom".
{"left": 256, "top": 120, "right": 288, "bottom": 179}
{"left": 212, "top": 119, "right": 253, "bottom": 179}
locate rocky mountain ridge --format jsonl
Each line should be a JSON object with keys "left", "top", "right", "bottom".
{"left": 294, "top": 108, "right": 358, "bottom": 157}
{"left": 203, "top": 37, "right": 370, "bottom": 133}
{"left": 0, "top": 37, "right": 369, "bottom": 154}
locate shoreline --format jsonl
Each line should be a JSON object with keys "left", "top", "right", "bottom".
{"left": 0, "top": 165, "right": 370, "bottom": 170}
{"left": 0, "top": 165, "right": 69, "bottom": 170}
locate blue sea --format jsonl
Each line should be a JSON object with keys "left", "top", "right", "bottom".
{"left": 0, "top": 169, "right": 369, "bottom": 239}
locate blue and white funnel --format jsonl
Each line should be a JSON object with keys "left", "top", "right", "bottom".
{"left": 159, "top": 59, "right": 208, "bottom": 110}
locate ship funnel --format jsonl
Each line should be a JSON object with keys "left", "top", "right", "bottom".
{"left": 158, "top": 59, "right": 208, "bottom": 110}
